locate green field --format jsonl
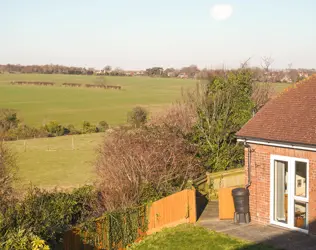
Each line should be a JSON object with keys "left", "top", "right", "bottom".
{"left": 1, "top": 73, "right": 292, "bottom": 188}
{"left": 8, "top": 133, "right": 103, "bottom": 189}
{"left": 0, "top": 73, "right": 196, "bottom": 127}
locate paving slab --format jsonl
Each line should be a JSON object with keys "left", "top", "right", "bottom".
{"left": 198, "top": 201, "right": 316, "bottom": 250}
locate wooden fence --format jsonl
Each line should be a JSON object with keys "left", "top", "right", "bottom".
{"left": 147, "top": 189, "right": 196, "bottom": 234}
{"left": 63, "top": 189, "right": 197, "bottom": 249}
{"left": 194, "top": 168, "right": 244, "bottom": 199}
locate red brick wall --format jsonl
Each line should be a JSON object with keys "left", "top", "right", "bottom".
{"left": 245, "top": 143, "right": 316, "bottom": 234}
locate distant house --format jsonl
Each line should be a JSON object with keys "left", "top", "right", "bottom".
{"left": 237, "top": 75, "right": 316, "bottom": 234}
{"left": 280, "top": 75, "right": 292, "bottom": 83}
{"left": 178, "top": 73, "right": 188, "bottom": 79}
{"left": 135, "top": 71, "right": 145, "bottom": 76}
{"left": 299, "top": 72, "right": 309, "bottom": 79}
{"left": 167, "top": 72, "right": 176, "bottom": 77}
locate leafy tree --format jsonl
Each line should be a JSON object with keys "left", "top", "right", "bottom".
{"left": 192, "top": 70, "right": 254, "bottom": 171}
{"left": 127, "top": 107, "right": 148, "bottom": 128}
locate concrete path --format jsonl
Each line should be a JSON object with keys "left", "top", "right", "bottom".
{"left": 198, "top": 201, "right": 316, "bottom": 250}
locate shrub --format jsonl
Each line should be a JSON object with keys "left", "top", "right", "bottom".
{"left": 0, "top": 185, "right": 104, "bottom": 247}
{"left": 5, "top": 124, "right": 48, "bottom": 140}
{"left": 0, "top": 228, "right": 50, "bottom": 250}
{"left": 96, "top": 126, "right": 202, "bottom": 211}
{"left": 82, "top": 121, "right": 97, "bottom": 133}
{"left": 0, "top": 109, "right": 20, "bottom": 133}
{"left": 43, "top": 121, "right": 65, "bottom": 137}
{"left": 127, "top": 107, "right": 148, "bottom": 128}
{"left": 65, "top": 124, "right": 81, "bottom": 135}
{"left": 97, "top": 121, "right": 109, "bottom": 132}
{"left": 0, "top": 141, "right": 17, "bottom": 211}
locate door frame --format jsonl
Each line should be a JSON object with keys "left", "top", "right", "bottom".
{"left": 270, "top": 154, "right": 309, "bottom": 234}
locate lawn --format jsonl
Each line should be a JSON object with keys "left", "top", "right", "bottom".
{"left": 0, "top": 73, "right": 196, "bottom": 127}
{"left": 8, "top": 133, "right": 103, "bottom": 189}
{"left": 129, "top": 224, "right": 275, "bottom": 250}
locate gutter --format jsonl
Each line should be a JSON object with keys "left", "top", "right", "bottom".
{"left": 237, "top": 138, "right": 316, "bottom": 152}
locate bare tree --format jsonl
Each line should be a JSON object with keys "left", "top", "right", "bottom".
{"left": 240, "top": 57, "right": 252, "bottom": 69}
{"left": 288, "top": 62, "right": 293, "bottom": 71}
{"left": 251, "top": 82, "right": 274, "bottom": 113}
{"left": 103, "top": 65, "right": 112, "bottom": 72}
{"left": 95, "top": 127, "right": 201, "bottom": 211}
{"left": 149, "top": 101, "right": 196, "bottom": 136}
{"left": 261, "top": 56, "right": 274, "bottom": 72}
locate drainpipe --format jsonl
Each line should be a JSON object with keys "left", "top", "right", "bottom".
{"left": 244, "top": 141, "right": 252, "bottom": 189}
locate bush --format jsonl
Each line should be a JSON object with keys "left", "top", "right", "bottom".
{"left": 5, "top": 124, "right": 48, "bottom": 140}
{"left": 0, "top": 109, "right": 20, "bottom": 133}
{"left": 96, "top": 126, "right": 202, "bottom": 211}
{"left": 127, "top": 107, "right": 148, "bottom": 128}
{"left": 0, "top": 141, "right": 17, "bottom": 211}
{"left": 0, "top": 186, "right": 104, "bottom": 247}
{"left": 43, "top": 121, "right": 65, "bottom": 137}
{"left": 65, "top": 124, "right": 81, "bottom": 135}
{"left": 82, "top": 121, "right": 97, "bottom": 133}
{"left": 0, "top": 228, "right": 50, "bottom": 250}
{"left": 97, "top": 121, "right": 109, "bottom": 132}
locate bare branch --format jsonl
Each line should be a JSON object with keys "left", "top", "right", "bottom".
{"left": 261, "top": 56, "right": 274, "bottom": 72}
{"left": 240, "top": 57, "right": 252, "bottom": 69}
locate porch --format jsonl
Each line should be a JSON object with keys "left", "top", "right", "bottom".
{"left": 198, "top": 201, "right": 316, "bottom": 250}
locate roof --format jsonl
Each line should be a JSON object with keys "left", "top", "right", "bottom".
{"left": 237, "top": 75, "right": 316, "bottom": 146}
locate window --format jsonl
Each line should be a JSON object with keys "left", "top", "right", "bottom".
{"left": 295, "top": 161, "right": 307, "bottom": 197}
{"left": 294, "top": 201, "right": 308, "bottom": 230}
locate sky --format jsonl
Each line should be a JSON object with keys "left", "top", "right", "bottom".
{"left": 0, "top": 0, "right": 316, "bottom": 70}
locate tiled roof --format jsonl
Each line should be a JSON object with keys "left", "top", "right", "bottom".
{"left": 236, "top": 75, "right": 316, "bottom": 146}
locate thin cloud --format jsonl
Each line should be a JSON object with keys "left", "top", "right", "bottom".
{"left": 210, "top": 4, "right": 233, "bottom": 21}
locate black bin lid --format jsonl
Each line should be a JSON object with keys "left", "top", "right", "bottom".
{"left": 232, "top": 188, "right": 249, "bottom": 196}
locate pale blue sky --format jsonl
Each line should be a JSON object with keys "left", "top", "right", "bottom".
{"left": 1, "top": 0, "right": 315, "bottom": 69}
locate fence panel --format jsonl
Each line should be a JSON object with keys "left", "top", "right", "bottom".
{"left": 63, "top": 189, "right": 197, "bottom": 249}
{"left": 147, "top": 189, "right": 196, "bottom": 234}
{"left": 194, "top": 168, "right": 245, "bottom": 199}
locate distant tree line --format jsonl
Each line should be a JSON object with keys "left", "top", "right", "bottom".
{"left": 1, "top": 62, "right": 315, "bottom": 82}
{"left": 0, "top": 64, "right": 94, "bottom": 75}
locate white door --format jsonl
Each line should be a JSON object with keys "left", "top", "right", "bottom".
{"left": 270, "top": 155, "right": 309, "bottom": 233}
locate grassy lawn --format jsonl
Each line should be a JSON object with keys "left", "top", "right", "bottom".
{"left": 7, "top": 133, "right": 103, "bottom": 189}
{"left": 0, "top": 73, "right": 196, "bottom": 127}
{"left": 129, "top": 224, "right": 275, "bottom": 250}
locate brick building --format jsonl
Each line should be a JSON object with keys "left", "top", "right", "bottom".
{"left": 237, "top": 75, "right": 316, "bottom": 234}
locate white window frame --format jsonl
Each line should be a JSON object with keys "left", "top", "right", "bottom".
{"left": 270, "top": 154, "right": 309, "bottom": 234}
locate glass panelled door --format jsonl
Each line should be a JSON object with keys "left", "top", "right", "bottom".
{"left": 271, "top": 156, "right": 309, "bottom": 232}
{"left": 294, "top": 161, "right": 308, "bottom": 230}
{"left": 274, "top": 160, "right": 288, "bottom": 225}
